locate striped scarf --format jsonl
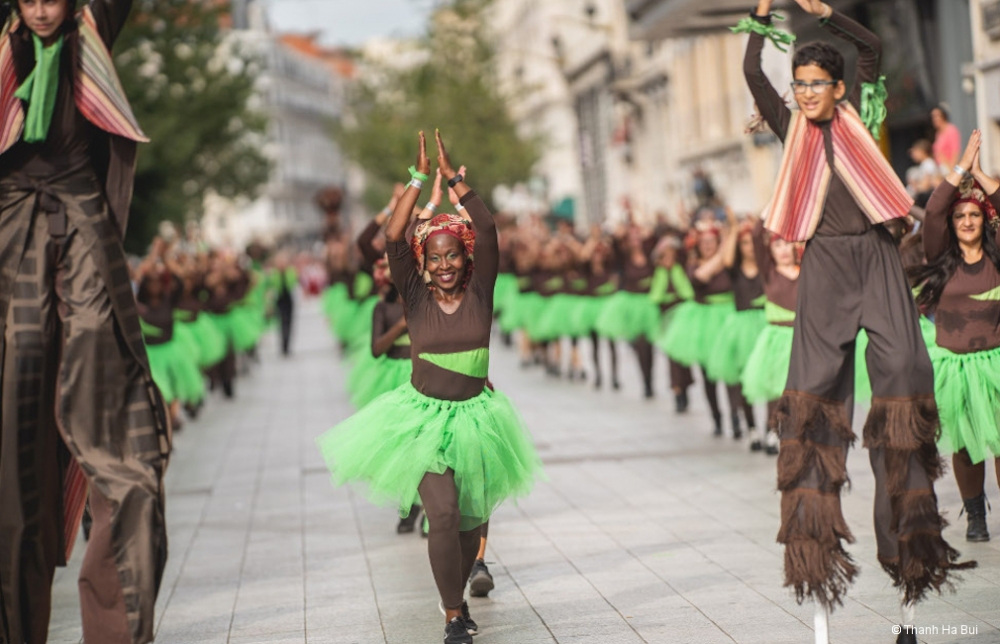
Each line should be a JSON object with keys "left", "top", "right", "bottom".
{"left": 0, "top": 7, "right": 148, "bottom": 155}
{"left": 763, "top": 103, "right": 911, "bottom": 242}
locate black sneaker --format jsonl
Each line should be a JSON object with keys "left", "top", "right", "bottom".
{"left": 469, "top": 559, "right": 494, "bottom": 598}
{"left": 439, "top": 602, "right": 478, "bottom": 636}
{"left": 764, "top": 429, "right": 779, "bottom": 456}
{"left": 396, "top": 505, "right": 421, "bottom": 534}
{"left": 443, "top": 617, "right": 473, "bottom": 644}
{"left": 461, "top": 602, "right": 478, "bottom": 635}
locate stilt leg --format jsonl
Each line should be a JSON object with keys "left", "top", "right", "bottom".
{"left": 813, "top": 603, "right": 829, "bottom": 644}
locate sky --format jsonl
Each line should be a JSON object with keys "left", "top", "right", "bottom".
{"left": 265, "top": 0, "right": 435, "bottom": 47}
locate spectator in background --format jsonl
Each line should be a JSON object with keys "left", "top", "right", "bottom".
{"left": 907, "top": 138, "right": 941, "bottom": 207}
{"left": 932, "top": 105, "right": 962, "bottom": 172}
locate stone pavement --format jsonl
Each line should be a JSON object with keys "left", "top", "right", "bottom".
{"left": 48, "top": 300, "right": 1000, "bottom": 644}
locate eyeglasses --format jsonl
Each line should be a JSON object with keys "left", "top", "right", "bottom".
{"left": 790, "top": 80, "right": 838, "bottom": 95}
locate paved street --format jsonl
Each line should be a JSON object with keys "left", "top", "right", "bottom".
{"left": 49, "top": 300, "right": 1000, "bottom": 644}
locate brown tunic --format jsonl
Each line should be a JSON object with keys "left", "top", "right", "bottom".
{"left": 923, "top": 183, "right": 1000, "bottom": 353}
{"left": 2, "top": 0, "right": 138, "bottom": 232}
{"left": 744, "top": 10, "right": 881, "bottom": 237}
{"left": 387, "top": 191, "right": 498, "bottom": 401}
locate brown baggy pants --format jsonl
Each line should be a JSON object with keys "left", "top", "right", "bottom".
{"left": 774, "top": 226, "right": 972, "bottom": 610}
{"left": 0, "top": 170, "right": 169, "bottom": 644}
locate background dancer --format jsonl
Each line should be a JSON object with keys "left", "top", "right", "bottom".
{"left": 744, "top": 1, "right": 972, "bottom": 640}
{"left": 708, "top": 210, "right": 764, "bottom": 436}
{"left": 912, "top": 130, "right": 1000, "bottom": 543}
{"left": 741, "top": 220, "right": 801, "bottom": 455}
{"left": 0, "top": 0, "right": 169, "bottom": 641}
{"left": 649, "top": 234, "right": 695, "bottom": 412}
{"left": 660, "top": 221, "right": 740, "bottom": 435}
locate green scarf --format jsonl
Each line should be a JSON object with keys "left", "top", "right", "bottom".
{"left": 14, "top": 34, "right": 64, "bottom": 143}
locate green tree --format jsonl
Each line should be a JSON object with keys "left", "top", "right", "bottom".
{"left": 116, "top": 0, "right": 271, "bottom": 253}
{"left": 335, "top": 0, "right": 540, "bottom": 212}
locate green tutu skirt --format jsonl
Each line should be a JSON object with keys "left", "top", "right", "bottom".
{"left": 317, "top": 383, "right": 542, "bottom": 530}
{"left": 929, "top": 343, "right": 1000, "bottom": 464}
{"left": 178, "top": 316, "right": 228, "bottom": 368}
{"left": 146, "top": 339, "right": 205, "bottom": 405}
{"left": 493, "top": 273, "right": 518, "bottom": 317}
{"left": 705, "top": 308, "right": 767, "bottom": 385}
{"left": 920, "top": 315, "right": 936, "bottom": 347}
{"left": 594, "top": 291, "right": 660, "bottom": 341}
{"left": 657, "top": 299, "right": 737, "bottom": 367}
{"left": 570, "top": 296, "right": 606, "bottom": 339}
{"left": 741, "top": 324, "right": 793, "bottom": 403}
{"left": 333, "top": 297, "right": 378, "bottom": 348}
{"left": 529, "top": 294, "right": 590, "bottom": 340}
{"left": 322, "top": 283, "right": 349, "bottom": 322}
{"left": 502, "top": 292, "right": 546, "bottom": 335}
{"left": 347, "top": 354, "right": 413, "bottom": 409}
{"left": 741, "top": 326, "right": 872, "bottom": 404}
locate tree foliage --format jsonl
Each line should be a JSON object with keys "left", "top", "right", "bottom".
{"left": 116, "top": 0, "right": 270, "bottom": 252}
{"left": 335, "top": 0, "right": 539, "bottom": 212}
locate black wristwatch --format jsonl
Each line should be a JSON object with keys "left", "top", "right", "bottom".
{"left": 447, "top": 174, "right": 464, "bottom": 188}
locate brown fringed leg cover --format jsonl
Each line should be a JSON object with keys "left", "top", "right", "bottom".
{"left": 863, "top": 395, "right": 976, "bottom": 604}
{"left": 772, "top": 390, "right": 858, "bottom": 609}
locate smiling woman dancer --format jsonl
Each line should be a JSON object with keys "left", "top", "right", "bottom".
{"left": 743, "top": 1, "right": 972, "bottom": 641}
{"left": 912, "top": 130, "right": 1000, "bottom": 544}
{"left": 318, "top": 131, "right": 541, "bottom": 644}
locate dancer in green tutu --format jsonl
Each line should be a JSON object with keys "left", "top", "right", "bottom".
{"left": 649, "top": 233, "right": 695, "bottom": 412}
{"left": 579, "top": 227, "right": 621, "bottom": 390}
{"left": 134, "top": 239, "right": 205, "bottom": 430}
{"left": 740, "top": 221, "right": 801, "bottom": 454}
{"left": 595, "top": 223, "right": 660, "bottom": 398}
{"left": 659, "top": 220, "right": 740, "bottom": 435}
{"left": 318, "top": 131, "right": 540, "bottom": 644}
{"left": 911, "top": 130, "right": 1000, "bottom": 542}
{"left": 707, "top": 210, "right": 764, "bottom": 436}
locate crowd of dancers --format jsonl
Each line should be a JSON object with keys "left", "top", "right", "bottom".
{"left": 129, "top": 229, "right": 300, "bottom": 431}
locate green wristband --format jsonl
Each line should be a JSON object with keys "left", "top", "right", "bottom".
{"left": 408, "top": 165, "right": 429, "bottom": 182}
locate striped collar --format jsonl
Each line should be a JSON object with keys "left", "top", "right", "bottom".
{"left": 0, "top": 7, "right": 148, "bottom": 156}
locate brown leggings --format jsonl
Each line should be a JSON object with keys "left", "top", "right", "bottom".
{"left": 952, "top": 449, "right": 1000, "bottom": 500}
{"left": 418, "top": 470, "right": 482, "bottom": 609}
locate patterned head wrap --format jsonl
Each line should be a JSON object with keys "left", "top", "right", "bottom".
{"left": 952, "top": 180, "right": 1000, "bottom": 231}
{"left": 411, "top": 213, "right": 476, "bottom": 286}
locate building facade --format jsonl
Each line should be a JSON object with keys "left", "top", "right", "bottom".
{"left": 203, "top": 0, "right": 352, "bottom": 249}
{"left": 971, "top": 0, "right": 1000, "bottom": 172}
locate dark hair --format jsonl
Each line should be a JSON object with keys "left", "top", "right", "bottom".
{"left": 932, "top": 105, "right": 950, "bottom": 122}
{"left": 792, "top": 42, "right": 844, "bottom": 81}
{"left": 909, "top": 215, "right": 1000, "bottom": 309}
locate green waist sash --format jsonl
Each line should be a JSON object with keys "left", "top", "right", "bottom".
{"left": 765, "top": 301, "right": 796, "bottom": 324}
{"left": 419, "top": 348, "right": 489, "bottom": 378}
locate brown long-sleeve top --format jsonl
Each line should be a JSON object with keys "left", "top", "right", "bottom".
{"left": 3, "top": 0, "right": 132, "bottom": 179}
{"left": 371, "top": 299, "right": 410, "bottom": 360}
{"left": 923, "top": 183, "right": 1000, "bottom": 353}
{"left": 732, "top": 266, "right": 764, "bottom": 311}
{"left": 689, "top": 267, "right": 734, "bottom": 304}
{"left": 387, "top": 191, "right": 498, "bottom": 401}
{"left": 751, "top": 221, "right": 799, "bottom": 326}
{"left": 744, "top": 10, "right": 882, "bottom": 237}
